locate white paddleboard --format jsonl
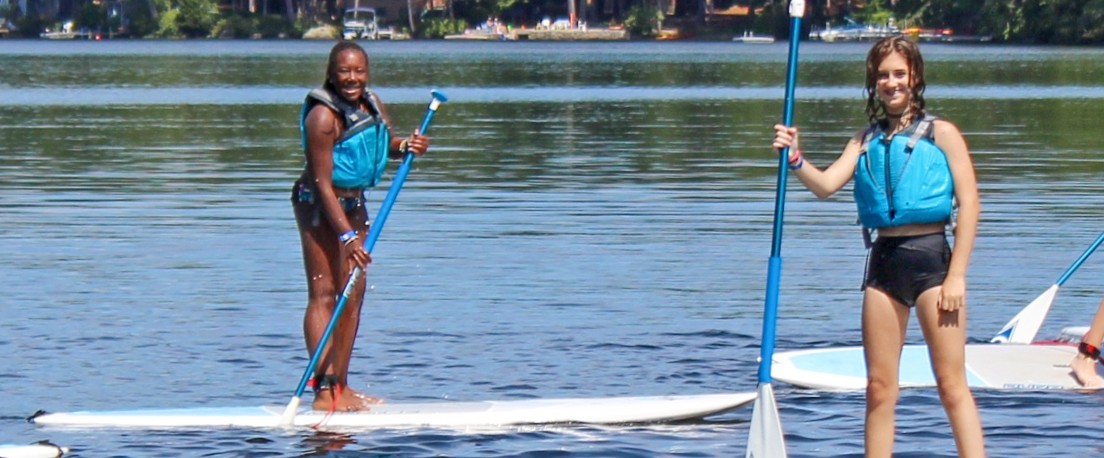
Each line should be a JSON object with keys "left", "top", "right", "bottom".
{"left": 31, "top": 392, "right": 755, "bottom": 429}
{"left": 771, "top": 343, "right": 1100, "bottom": 391}
{"left": 0, "top": 442, "right": 68, "bottom": 458}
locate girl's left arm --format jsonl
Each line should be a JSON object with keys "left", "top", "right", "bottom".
{"left": 935, "top": 119, "right": 980, "bottom": 312}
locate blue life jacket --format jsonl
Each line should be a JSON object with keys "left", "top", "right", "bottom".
{"left": 853, "top": 114, "right": 954, "bottom": 229}
{"left": 299, "top": 87, "right": 390, "bottom": 189}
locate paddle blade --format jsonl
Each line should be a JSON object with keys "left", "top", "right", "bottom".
{"left": 746, "top": 383, "right": 787, "bottom": 458}
{"left": 279, "top": 396, "right": 302, "bottom": 426}
{"left": 991, "top": 285, "right": 1059, "bottom": 344}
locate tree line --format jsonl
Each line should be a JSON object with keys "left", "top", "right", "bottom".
{"left": 2, "top": 0, "right": 1102, "bottom": 43}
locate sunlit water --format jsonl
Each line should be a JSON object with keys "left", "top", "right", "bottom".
{"left": 2, "top": 39, "right": 1103, "bottom": 457}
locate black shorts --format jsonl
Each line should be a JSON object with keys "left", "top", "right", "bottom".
{"left": 863, "top": 232, "right": 951, "bottom": 308}
{"left": 290, "top": 179, "right": 368, "bottom": 228}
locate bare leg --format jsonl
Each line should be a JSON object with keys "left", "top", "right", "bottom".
{"left": 1071, "top": 297, "right": 1104, "bottom": 387}
{"left": 296, "top": 203, "right": 381, "bottom": 411}
{"left": 862, "top": 287, "right": 910, "bottom": 458}
{"left": 322, "top": 280, "right": 383, "bottom": 408}
{"left": 915, "top": 287, "right": 986, "bottom": 458}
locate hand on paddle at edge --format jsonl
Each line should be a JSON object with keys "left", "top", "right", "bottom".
{"left": 772, "top": 124, "right": 801, "bottom": 158}
{"left": 399, "top": 129, "right": 431, "bottom": 156}
{"left": 341, "top": 234, "right": 372, "bottom": 270}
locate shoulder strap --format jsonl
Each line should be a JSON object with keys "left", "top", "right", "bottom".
{"left": 306, "top": 87, "right": 342, "bottom": 113}
{"left": 305, "top": 87, "right": 377, "bottom": 128}
{"left": 363, "top": 90, "right": 383, "bottom": 119}
{"left": 859, "top": 123, "right": 879, "bottom": 153}
{"left": 906, "top": 113, "right": 937, "bottom": 150}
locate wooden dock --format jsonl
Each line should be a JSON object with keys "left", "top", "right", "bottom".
{"left": 513, "top": 28, "right": 627, "bottom": 41}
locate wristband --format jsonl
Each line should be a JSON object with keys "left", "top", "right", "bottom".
{"left": 1079, "top": 342, "right": 1101, "bottom": 360}
{"left": 788, "top": 149, "right": 804, "bottom": 170}
{"left": 338, "top": 230, "right": 357, "bottom": 244}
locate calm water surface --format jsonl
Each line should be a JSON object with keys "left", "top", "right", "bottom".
{"left": 2, "top": 39, "right": 1104, "bottom": 457}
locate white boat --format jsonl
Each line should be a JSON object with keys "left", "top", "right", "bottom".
{"left": 811, "top": 20, "right": 901, "bottom": 42}
{"left": 39, "top": 20, "right": 91, "bottom": 39}
{"left": 732, "top": 31, "right": 774, "bottom": 44}
{"left": 342, "top": 6, "right": 379, "bottom": 40}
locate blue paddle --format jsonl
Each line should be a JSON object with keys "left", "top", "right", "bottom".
{"left": 747, "top": 2, "right": 804, "bottom": 456}
{"left": 281, "top": 89, "right": 448, "bottom": 425}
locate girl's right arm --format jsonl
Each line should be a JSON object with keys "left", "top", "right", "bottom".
{"left": 772, "top": 124, "right": 863, "bottom": 199}
{"left": 305, "top": 105, "right": 371, "bottom": 268}
{"left": 305, "top": 105, "right": 350, "bottom": 235}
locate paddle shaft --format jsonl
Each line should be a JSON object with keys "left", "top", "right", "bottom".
{"left": 747, "top": 9, "right": 803, "bottom": 456}
{"left": 1055, "top": 231, "right": 1104, "bottom": 286}
{"left": 757, "top": 9, "right": 803, "bottom": 385}
{"left": 290, "top": 92, "right": 446, "bottom": 401}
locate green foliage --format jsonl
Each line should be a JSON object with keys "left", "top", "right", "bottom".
{"left": 210, "top": 14, "right": 298, "bottom": 38}
{"left": 175, "top": 0, "right": 219, "bottom": 38}
{"left": 11, "top": 0, "right": 46, "bottom": 38}
{"left": 0, "top": 4, "right": 13, "bottom": 22}
{"left": 258, "top": 14, "right": 301, "bottom": 38}
{"left": 460, "top": 0, "right": 527, "bottom": 19}
{"left": 155, "top": 8, "right": 181, "bottom": 38}
{"left": 419, "top": 17, "right": 467, "bottom": 38}
{"left": 74, "top": 1, "right": 108, "bottom": 32}
{"left": 13, "top": 16, "right": 45, "bottom": 37}
{"left": 983, "top": 0, "right": 1104, "bottom": 43}
{"left": 624, "top": 4, "right": 663, "bottom": 37}
{"left": 4, "top": 0, "right": 1104, "bottom": 44}
{"left": 978, "top": 0, "right": 1027, "bottom": 41}
{"left": 122, "top": 0, "right": 159, "bottom": 37}
{"left": 212, "top": 15, "right": 257, "bottom": 38}
{"left": 1082, "top": 0, "right": 1104, "bottom": 41}
{"left": 852, "top": 0, "right": 894, "bottom": 26}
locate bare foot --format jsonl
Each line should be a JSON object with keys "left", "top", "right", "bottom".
{"left": 342, "top": 386, "right": 384, "bottom": 406}
{"left": 312, "top": 386, "right": 384, "bottom": 411}
{"left": 1070, "top": 354, "right": 1104, "bottom": 388}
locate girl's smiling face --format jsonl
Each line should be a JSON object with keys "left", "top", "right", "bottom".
{"left": 875, "top": 51, "right": 912, "bottom": 116}
{"left": 330, "top": 49, "right": 369, "bottom": 103}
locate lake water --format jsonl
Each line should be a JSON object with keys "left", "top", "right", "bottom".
{"left": 2, "top": 39, "right": 1103, "bottom": 457}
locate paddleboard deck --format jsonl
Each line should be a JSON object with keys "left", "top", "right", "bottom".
{"left": 30, "top": 392, "right": 756, "bottom": 429}
{"left": 0, "top": 442, "right": 68, "bottom": 458}
{"left": 771, "top": 343, "right": 1100, "bottom": 391}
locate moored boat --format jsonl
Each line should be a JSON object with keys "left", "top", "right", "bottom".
{"left": 342, "top": 6, "right": 379, "bottom": 40}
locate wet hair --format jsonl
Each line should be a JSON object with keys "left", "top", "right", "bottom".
{"left": 864, "top": 36, "right": 926, "bottom": 124}
{"left": 323, "top": 40, "right": 369, "bottom": 92}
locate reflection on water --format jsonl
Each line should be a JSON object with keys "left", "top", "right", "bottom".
{"left": 6, "top": 85, "right": 1104, "bottom": 106}
{"left": 5, "top": 40, "right": 1104, "bottom": 89}
{"left": 1, "top": 40, "right": 1103, "bottom": 457}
